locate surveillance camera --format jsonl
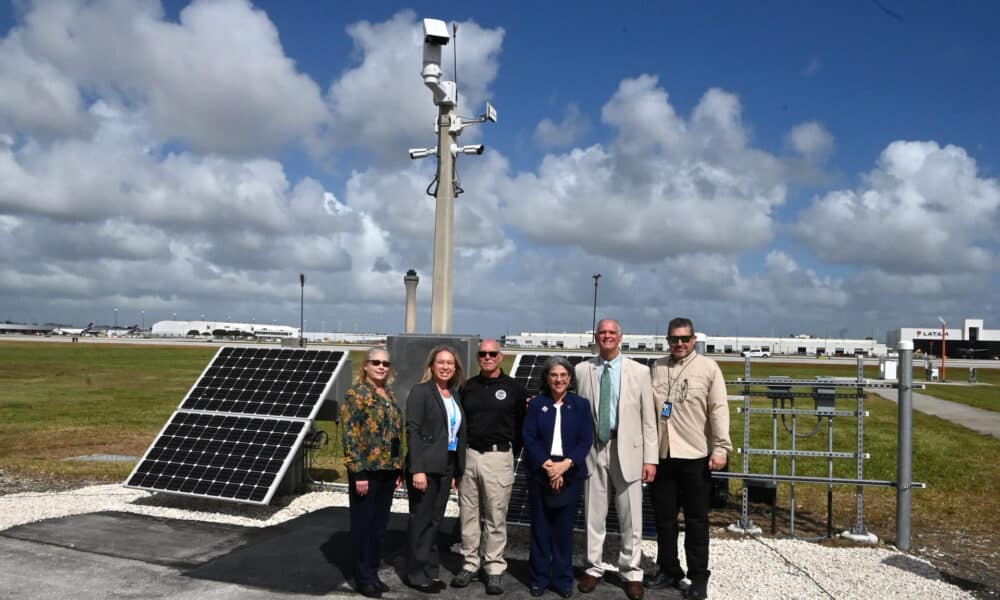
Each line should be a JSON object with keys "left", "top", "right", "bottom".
{"left": 460, "top": 144, "right": 485, "bottom": 155}
{"left": 409, "top": 148, "right": 435, "bottom": 160}
{"left": 422, "top": 19, "right": 450, "bottom": 45}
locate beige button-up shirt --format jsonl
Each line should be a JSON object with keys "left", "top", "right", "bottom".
{"left": 651, "top": 351, "right": 733, "bottom": 460}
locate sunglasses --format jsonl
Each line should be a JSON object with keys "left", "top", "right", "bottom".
{"left": 667, "top": 335, "right": 693, "bottom": 344}
{"left": 478, "top": 351, "right": 500, "bottom": 358}
{"left": 368, "top": 359, "right": 391, "bottom": 367}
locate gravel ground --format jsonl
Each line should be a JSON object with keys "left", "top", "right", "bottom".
{"left": 0, "top": 481, "right": 975, "bottom": 600}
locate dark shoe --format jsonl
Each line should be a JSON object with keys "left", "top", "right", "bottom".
{"left": 687, "top": 580, "right": 708, "bottom": 600}
{"left": 625, "top": 581, "right": 645, "bottom": 600}
{"left": 578, "top": 573, "right": 601, "bottom": 593}
{"left": 552, "top": 586, "right": 573, "bottom": 598}
{"left": 451, "top": 569, "right": 477, "bottom": 588}
{"left": 376, "top": 578, "right": 390, "bottom": 593}
{"left": 486, "top": 574, "right": 504, "bottom": 595}
{"left": 405, "top": 579, "right": 440, "bottom": 594}
{"left": 643, "top": 570, "right": 683, "bottom": 589}
{"left": 358, "top": 581, "right": 382, "bottom": 598}
{"left": 530, "top": 587, "right": 546, "bottom": 597}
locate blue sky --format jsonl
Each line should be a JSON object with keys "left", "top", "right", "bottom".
{"left": 1, "top": 0, "right": 997, "bottom": 340}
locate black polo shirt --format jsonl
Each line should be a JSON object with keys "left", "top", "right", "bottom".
{"left": 460, "top": 370, "right": 528, "bottom": 455}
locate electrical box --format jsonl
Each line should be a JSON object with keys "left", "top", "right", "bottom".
{"left": 813, "top": 385, "right": 836, "bottom": 415}
{"left": 387, "top": 333, "right": 481, "bottom": 410}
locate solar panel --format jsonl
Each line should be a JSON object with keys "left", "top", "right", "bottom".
{"left": 126, "top": 346, "right": 351, "bottom": 505}
{"left": 180, "top": 347, "right": 345, "bottom": 420}
{"left": 506, "top": 450, "right": 658, "bottom": 539}
{"left": 126, "top": 411, "right": 308, "bottom": 504}
{"left": 507, "top": 352, "right": 664, "bottom": 538}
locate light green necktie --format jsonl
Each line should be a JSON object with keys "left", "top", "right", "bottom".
{"left": 598, "top": 362, "right": 612, "bottom": 443}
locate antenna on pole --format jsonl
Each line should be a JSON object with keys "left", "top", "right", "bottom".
{"left": 452, "top": 22, "right": 459, "bottom": 110}
{"left": 299, "top": 273, "right": 305, "bottom": 347}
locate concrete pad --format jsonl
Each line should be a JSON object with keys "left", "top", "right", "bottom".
{"left": 0, "top": 510, "right": 254, "bottom": 568}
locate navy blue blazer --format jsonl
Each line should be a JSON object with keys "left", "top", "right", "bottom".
{"left": 523, "top": 392, "right": 594, "bottom": 485}
{"left": 405, "top": 380, "right": 467, "bottom": 476}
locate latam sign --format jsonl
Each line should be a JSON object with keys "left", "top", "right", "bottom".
{"left": 914, "top": 329, "right": 949, "bottom": 338}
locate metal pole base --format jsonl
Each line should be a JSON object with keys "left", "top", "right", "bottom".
{"left": 728, "top": 522, "right": 763, "bottom": 536}
{"left": 840, "top": 530, "right": 879, "bottom": 544}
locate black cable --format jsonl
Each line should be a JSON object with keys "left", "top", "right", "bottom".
{"left": 753, "top": 536, "right": 839, "bottom": 599}
{"left": 780, "top": 397, "right": 823, "bottom": 438}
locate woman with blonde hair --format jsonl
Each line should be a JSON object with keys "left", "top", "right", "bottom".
{"left": 404, "top": 345, "right": 467, "bottom": 593}
{"left": 340, "top": 347, "right": 402, "bottom": 598}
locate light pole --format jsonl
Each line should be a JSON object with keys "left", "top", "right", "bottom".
{"left": 113, "top": 307, "right": 118, "bottom": 328}
{"left": 938, "top": 316, "right": 947, "bottom": 381}
{"left": 299, "top": 273, "right": 305, "bottom": 346}
{"left": 140, "top": 310, "right": 144, "bottom": 330}
{"left": 410, "top": 18, "right": 496, "bottom": 333}
{"left": 592, "top": 274, "right": 601, "bottom": 334}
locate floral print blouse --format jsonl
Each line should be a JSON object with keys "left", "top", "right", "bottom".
{"left": 340, "top": 380, "right": 403, "bottom": 477}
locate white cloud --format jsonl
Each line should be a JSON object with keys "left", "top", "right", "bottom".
{"left": 795, "top": 140, "right": 999, "bottom": 274}
{"left": 787, "top": 121, "right": 834, "bottom": 161}
{"left": 503, "top": 78, "right": 787, "bottom": 262}
{"left": 324, "top": 11, "right": 504, "bottom": 163}
{"left": 534, "top": 103, "right": 590, "bottom": 147}
{"left": 3, "top": 0, "right": 327, "bottom": 154}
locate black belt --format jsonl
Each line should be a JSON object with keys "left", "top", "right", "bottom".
{"left": 472, "top": 441, "right": 512, "bottom": 453}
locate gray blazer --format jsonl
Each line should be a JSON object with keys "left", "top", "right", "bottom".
{"left": 405, "top": 380, "right": 468, "bottom": 476}
{"left": 575, "top": 355, "right": 658, "bottom": 483}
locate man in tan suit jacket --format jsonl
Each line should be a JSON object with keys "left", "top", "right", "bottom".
{"left": 575, "top": 319, "right": 659, "bottom": 600}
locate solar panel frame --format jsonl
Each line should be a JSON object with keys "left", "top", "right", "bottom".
{"left": 126, "top": 410, "right": 310, "bottom": 505}
{"left": 178, "top": 346, "right": 346, "bottom": 421}
{"left": 125, "top": 346, "right": 350, "bottom": 505}
{"left": 507, "top": 352, "right": 664, "bottom": 538}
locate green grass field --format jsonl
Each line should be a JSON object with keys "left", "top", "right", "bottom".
{"left": 922, "top": 384, "right": 1000, "bottom": 413}
{"left": 2, "top": 341, "right": 998, "bottom": 539}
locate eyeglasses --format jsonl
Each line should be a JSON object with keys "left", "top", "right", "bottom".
{"left": 478, "top": 351, "right": 500, "bottom": 358}
{"left": 368, "top": 360, "right": 391, "bottom": 367}
{"left": 667, "top": 335, "right": 693, "bottom": 344}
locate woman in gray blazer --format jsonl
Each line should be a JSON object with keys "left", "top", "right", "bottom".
{"left": 404, "top": 345, "right": 468, "bottom": 593}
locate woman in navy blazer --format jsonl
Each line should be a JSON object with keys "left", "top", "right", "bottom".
{"left": 522, "top": 356, "right": 594, "bottom": 597}
{"left": 404, "top": 345, "right": 468, "bottom": 593}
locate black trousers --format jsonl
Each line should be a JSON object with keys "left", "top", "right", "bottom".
{"left": 405, "top": 459, "right": 455, "bottom": 585}
{"left": 348, "top": 470, "right": 399, "bottom": 586}
{"left": 650, "top": 456, "right": 712, "bottom": 583}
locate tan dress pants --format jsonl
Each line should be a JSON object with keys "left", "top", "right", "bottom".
{"left": 583, "top": 438, "right": 645, "bottom": 582}
{"left": 458, "top": 448, "right": 516, "bottom": 575}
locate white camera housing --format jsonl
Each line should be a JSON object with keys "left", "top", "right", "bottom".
{"left": 409, "top": 147, "right": 436, "bottom": 160}
{"left": 422, "top": 19, "right": 450, "bottom": 45}
{"left": 421, "top": 19, "right": 454, "bottom": 106}
{"left": 451, "top": 143, "right": 485, "bottom": 156}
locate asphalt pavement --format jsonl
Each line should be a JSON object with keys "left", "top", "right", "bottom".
{"left": 0, "top": 507, "right": 677, "bottom": 600}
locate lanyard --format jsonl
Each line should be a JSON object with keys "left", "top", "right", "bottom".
{"left": 667, "top": 358, "right": 693, "bottom": 403}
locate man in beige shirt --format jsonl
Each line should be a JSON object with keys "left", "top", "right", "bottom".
{"left": 643, "top": 317, "right": 732, "bottom": 600}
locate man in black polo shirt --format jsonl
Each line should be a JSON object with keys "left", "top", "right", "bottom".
{"left": 450, "top": 338, "right": 528, "bottom": 595}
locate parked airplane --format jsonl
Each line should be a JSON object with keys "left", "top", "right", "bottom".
{"left": 48, "top": 322, "right": 95, "bottom": 336}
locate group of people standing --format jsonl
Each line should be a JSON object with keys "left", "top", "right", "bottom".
{"left": 339, "top": 317, "right": 732, "bottom": 600}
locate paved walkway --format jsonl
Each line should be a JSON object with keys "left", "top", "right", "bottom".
{"left": 868, "top": 387, "right": 1000, "bottom": 440}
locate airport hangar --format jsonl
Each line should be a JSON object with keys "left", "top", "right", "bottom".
{"left": 887, "top": 318, "right": 1000, "bottom": 359}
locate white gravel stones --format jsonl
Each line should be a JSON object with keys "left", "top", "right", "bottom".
{"left": 0, "top": 484, "right": 974, "bottom": 599}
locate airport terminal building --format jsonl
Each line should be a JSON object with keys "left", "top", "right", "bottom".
{"left": 503, "top": 331, "right": 888, "bottom": 357}
{"left": 151, "top": 320, "right": 299, "bottom": 340}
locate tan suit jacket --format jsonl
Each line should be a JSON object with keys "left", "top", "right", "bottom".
{"left": 575, "top": 355, "right": 659, "bottom": 483}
